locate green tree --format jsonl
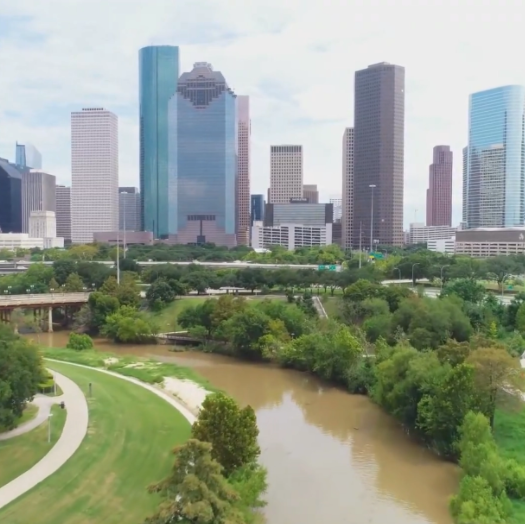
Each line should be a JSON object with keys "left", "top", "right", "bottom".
{"left": 52, "top": 259, "right": 76, "bottom": 285}
{"left": 467, "top": 346, "right": 523, "bottom": 427}
{"left": 66, "top": 332, "right": 94, "bottom": 350}
{"left": 0, "top": 326, "right": 44, "bottom": 429}
{"left": 102, "top": 306, "right": 156, "bottom": 343}
{"left": 178, "top": 299, "right": 218, "bottom": 338}
{"left": 192, "top": 393, "right": 260, "bottom": 477}
{"left": 68, "top": 244, "right": 99, "bottom": 260}
{"left": 63, "top": 272, "right": 84, "bottom": 292}
{"left": 48, "top": 277, "right": 60, "bottom": 292}
{"left": 441, "top": 278, "right": 487, "bottom": 303}
{"left": 515, "top": 302, "right": 525, "bottom": 334}
{"left": 100, "top": 276, "right": 118, "bottom": 295}
{"left": 146, "top": 280, "right": 175, "bottom": 310}
{"left": 88, "top": 292, "right": 120, "bottom": 332}
{"left": 417, "top": 363, "right": 477, "bottom": 457}
{"left": 145, "top": 439, "right": 245, "bottom": 524}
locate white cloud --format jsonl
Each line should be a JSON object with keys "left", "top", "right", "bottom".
{"left": 1, "top": 0, "right": 524, "bottom": 227}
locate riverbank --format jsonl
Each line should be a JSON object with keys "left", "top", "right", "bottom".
{"left": 41, "top": 346, "right": 213, "bottom": 416}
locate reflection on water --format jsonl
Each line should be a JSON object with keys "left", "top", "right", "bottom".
{"left": 38, "top": 333, "right": 458, "bottom": 524}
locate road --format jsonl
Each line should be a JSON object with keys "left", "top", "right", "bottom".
{"left": 423, "top": 287, "right": 514, "bottom": 305}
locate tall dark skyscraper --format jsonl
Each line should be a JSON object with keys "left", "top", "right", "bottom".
{"left": 168, "top": 62, "right": 237, "bottom": 246}
{"left": 352, "top": 62, "right": 405, "bottom": 248}
{"left": 0, "top": 159, "right": 22, "bottom": 233}
{"left": 426, "top": 145, "right": 453, "bottom": 226}
{"left": 139, "top": 45, "right": 179, "bottom": 238}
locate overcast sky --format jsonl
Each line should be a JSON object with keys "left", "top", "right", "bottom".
{"left": 0, "top": 0, "right": 523, "bottom": 228}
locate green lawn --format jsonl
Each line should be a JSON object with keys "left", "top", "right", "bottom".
{"left": 321, "top": 296, "right": 343, "bottom": 318}
{"left": 0, "top": 361, "right": 191, "bottom": 524}
{"left": 0, "top": 404, "right": 66, "bottom": 488}
{"left": 145, "top": 297, "right": 208, "bottom": 331}
{"left": 494, "top": 396, "right": 525, "bottom": 523}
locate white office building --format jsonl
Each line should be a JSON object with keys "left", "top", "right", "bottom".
{"left": 71, "top": 108, "right": 118, "bottom": 244}
{"left": 252, "top": 222, "right": 332, "bottom": 251}
{"left": 427, "top": 236, "right": 456, "bottom": 254}
{"left": 330, "top": 195, "right": 343, "bottom": 221}
{"left": 269, "top": 145, "right": 303, "bottom": 204}
{"left": 409, "top": 223, "right": 457, "bottom": 244}
{"left": 29, "top": 210, "right": 64, "bottom": 248}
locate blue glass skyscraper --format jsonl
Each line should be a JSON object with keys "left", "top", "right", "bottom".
{"left": 168, "top": 62, "right": 237, "bottom": 246}
{"left": 139, "top": 45, "right": 179, "bottom": 238}
{"left": 467, "top": 85, "right": 525, "bottom": 228}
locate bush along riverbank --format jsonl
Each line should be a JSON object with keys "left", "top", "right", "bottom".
{"left": 174, "top": 294, "right": 525, "bottom": 523}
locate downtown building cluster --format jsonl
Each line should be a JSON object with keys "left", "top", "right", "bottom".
{"left": 2, "top": 46, "right": 525, "bottom": 256}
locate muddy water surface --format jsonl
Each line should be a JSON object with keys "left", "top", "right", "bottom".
{"left": 40, "top": 332, "right": 458, "bottom": 524}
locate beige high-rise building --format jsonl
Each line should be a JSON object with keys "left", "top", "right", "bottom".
{"left": 236, "top": 96, "right": 250, "bottom": 245}
{"left": 303, "top": 184, "right": 319, "bottom": 203}
{"left": 269, "top": 145, "right": 303, "bottom": 204}
{"left": 342, "top": 127, "right": 354, "bottom": 249}
{"left": 71, "top": 108, "right": 119, "bottom": 244}
{"left": 21, "top": 170, "right": 56, "bottom": 233}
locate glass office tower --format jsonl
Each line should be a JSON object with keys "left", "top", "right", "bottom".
{"left": 0, "top": 159, "right": 22, "bottom": 232}
{"left": 467, "top": 85, "right": 525, "bottom": 228}
{"left": 139, "top": 45, "right": 179, "bottom": 238}
{"left": 168, "top": 62, "right": 237, "bottom": 247}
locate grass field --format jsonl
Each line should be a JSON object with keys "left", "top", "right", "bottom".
{"left": 145, "top": 297, "right": 208, "bottom": 332}
{"left": 0, "top": 361, "right": 191, "bottom": 524}
{"left": 0, "top": 404, "right": 66, "bottom": 488}
{"left": 494, "top": 396, "right": 525, "bottom": 523}
{"left": 40, "top": 346, "right": 217, "bottom": 392}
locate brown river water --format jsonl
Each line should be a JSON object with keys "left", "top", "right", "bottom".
{"left": 37, "top": 332, "right": 458, "bottom": 524}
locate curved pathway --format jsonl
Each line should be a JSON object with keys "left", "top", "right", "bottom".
{"left": 0, "top": 371, "right": 89, "bottom": 510}
{"left": 0, "top": 359, "right": 196, "bottom": 511}
{"left": 0, "top": 392, "right": 65, "bottom": 442}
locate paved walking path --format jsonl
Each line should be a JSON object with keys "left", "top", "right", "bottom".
{"left": 0, "top": 359, "right": 196, "bottom": 511}
{"left": 0, "top": 370, "right": 89, "bottom": 510}
{"left": 0, "top": 392, "right": 64, "bottom": 442}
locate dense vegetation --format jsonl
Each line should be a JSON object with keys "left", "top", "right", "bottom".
{"left": 0, "top": 325, "right": 44, "bottom": 429}
{"left": 146, "top": 393, "right": 266, "bottom": 524}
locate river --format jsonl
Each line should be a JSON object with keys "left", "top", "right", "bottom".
{"left": 38, "top": 332, "right": 458, "bottom": 524}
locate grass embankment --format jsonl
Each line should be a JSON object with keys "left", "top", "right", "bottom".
{"left": 0, "top": 361, "right": 191, "bottom": 524}
{"left": 0, "top": 404, "right": 66, "bottom": 488}
{"left": 494, "top": 396, "right": 525, "bottom": 523}
{"left": 40, "top": 346, "right": 218, "bottom": 393}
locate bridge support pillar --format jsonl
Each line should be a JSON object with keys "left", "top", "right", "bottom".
{"left": 48, "top": 307, "right": 53, "bottom": 333}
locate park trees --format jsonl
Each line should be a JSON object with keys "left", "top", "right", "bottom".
{"left": 146, "top": 279, "right": 175, "bottom": 311}
{"left": 144, "top": 439, "right": 246, "bottom": 524}
{"left": 0, "top": 325, "right": 44, "bottom": 429}
{"left": 192, "top": 393, "right": 260, "bottom": 477}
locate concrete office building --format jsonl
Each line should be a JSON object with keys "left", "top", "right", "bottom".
{"left": 119, "top": 187, "right": 141, "bottom": 231}
{"left": 71, "top": 108, "right": 119, "bottom": 244}
{"left": 252, "top": 202, "right": 333, "bottom": 250}
{"left": 426, "top": 145, "right": 453, "bottom": 226}
{"left": 352, "top": 62, "right": 405, "bottom": 247}
{"left": 303, "top": 184, "right": 319, "bottom": 204}
{"left": 466, "top": 85, "right": 525, "bottom": 229}
{"left": 15, "top": 142, "right": 42, "bottom": 170}
{"left": 29, "top": 210, "right": 63, "bottom": 248}
{"left": 0, "top": 158, "right": 22, "bottom": 233}
{"left": 56, "top": 185, "right": 71, "bottom": 242}
{"left": 409, "top": 222, "right": 457, "bottom": 244}
{"left": 167, "top": 62, "right": 237, "bottom": 246}
{"left": 269, "top": 145, "right": 303, "bottom": 204}
{"left": 236, "top": 96, "right": 251, "bottom": 246}
{"left": 455, "top": 228, "right": 525, "bottom": 257}
{"left": 342, "top": 127, "right": 354, "bottom": 249}
{"left": 139, "top": 45, "right": 179, "bottom": 238}
{"left": 21, "top": 169, "right": 56, "bottom": 233}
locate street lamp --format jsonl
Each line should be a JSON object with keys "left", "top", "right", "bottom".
{"left": 393, "top": 267, "right": 401, "bottom": 280}
{"left": 411, "top": 263, "right": 420, "bottom": 289}
{"left": 369, "top": 184, "right": 376, "bottom": 252}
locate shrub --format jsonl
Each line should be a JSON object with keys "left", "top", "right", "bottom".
{"left": 66, "top": 332, "right": 94, "bottom": 350}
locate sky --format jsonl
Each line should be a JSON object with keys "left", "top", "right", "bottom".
{"left": 0, "top": 0, "right": 524, "bottom": 229}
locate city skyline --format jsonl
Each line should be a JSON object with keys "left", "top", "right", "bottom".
{"left": 2, "top": 2, "right": 525, "bottom": 229}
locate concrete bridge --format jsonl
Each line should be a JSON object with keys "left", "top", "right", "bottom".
{"left": 0, "top": 292, "right": 91, "bottom": 332}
